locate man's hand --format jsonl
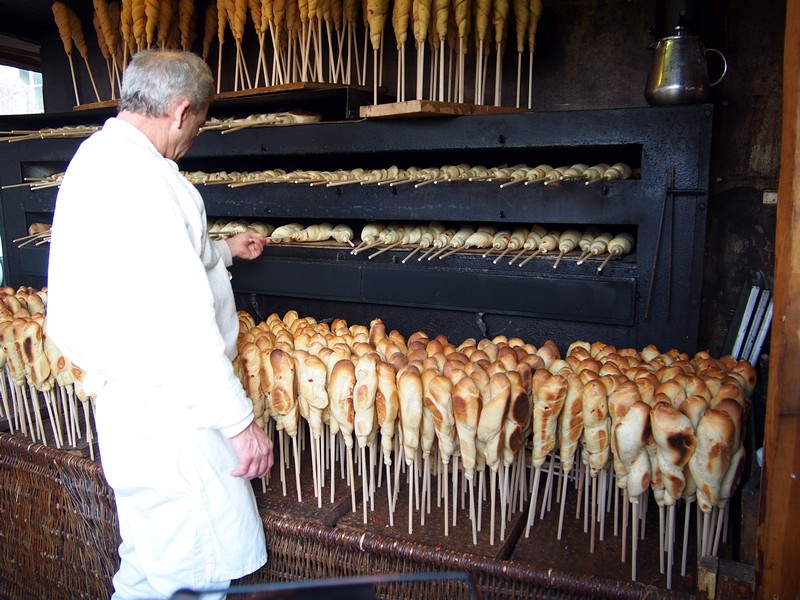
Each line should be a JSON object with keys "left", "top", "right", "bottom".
{"left": 225, "top": 232, "right": 268, "bottom": 260}
{"left": 229, "top": 421, "right": 274, "bottom": 479}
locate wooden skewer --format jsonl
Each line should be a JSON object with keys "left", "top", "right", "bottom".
{"left": 590, "top": 476, "right": 598, "bottom": 553}
{"left": 523, "top": 176, "right": 547, "bottom": 185}
{"left": 418, "top": 246, "right": 437, "bottom": 261}
{"left": 438, "top": 246, "right": 462, "bottom": 259}
{"left": 597, "top": 252, "right": 619, "bottom": 272}
{"left": 632, "top": 501, "right": 639, "bottom": 581}
{"left": 681, "top": 498, "right": 693, "bottom": 576}
{"left": 352, "top": 239, "right": 383, "bottom": 255}
{"left": 666, "top": 503, "right": 675, "bottom": 589}
{"left": 402, "top": 247, "right": 422, "bottom": 263}
{"left": 493, "top": 247, "right": 513, "bottom": 264}
{"left": 327, "top": 178, "right": 363, "bottom": 187}
{"left": 552, "top": 250, "right": 566, "bottom": 269}
{"left": 659, "top": 505, "right": 666, "bottom": 573}
{"left": 524, "top": 466, "right": 542, "bottom": 537}
{"left": 13, "top": 230, "right": 50, "bottom": 243}
{"left": 621, "top": 489, "right": 629, "bottom": 562}
{"left": 518, "top": 249, "right": 542, "bottom": 267}
{"left": 557, "top": 471, "right": 569, "bottom": 540}
{"left": 367, "top": 241, "right": 403, "bottom": 259}
{"left": 499, "top": 178, "right": 526, "bottom": 188}
{"left": 508, "top": 247, "right": 527, "bottom": 265}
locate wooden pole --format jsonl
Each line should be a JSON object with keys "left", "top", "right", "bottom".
{"left": 756, "top": 1, "right": 800, "bottom": 597}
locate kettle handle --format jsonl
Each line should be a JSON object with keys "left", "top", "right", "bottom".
{"left": 705, "top": 48, "right": 728, "bottom": 86}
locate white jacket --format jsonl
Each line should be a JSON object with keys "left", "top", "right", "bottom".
{"left": 47, "top": 117, "right": 267, "bottom": 588}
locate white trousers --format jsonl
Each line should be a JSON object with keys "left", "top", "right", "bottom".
{"left": 112, "top": 519, "right": 231, "bottom": 600}
{"left": 94, "top": 383, "right": 267, "bottom": 599}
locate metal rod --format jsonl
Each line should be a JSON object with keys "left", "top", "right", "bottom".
{"left": 645, "top": 165, "right": 674, "bottom": 319}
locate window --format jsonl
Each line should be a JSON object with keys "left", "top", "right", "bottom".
{"left": 0, "top": 65, "right": 43, "bottom": 115}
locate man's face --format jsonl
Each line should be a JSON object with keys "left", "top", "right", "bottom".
{"left": 172, "top": 106, "right": 207, "bottom": 161}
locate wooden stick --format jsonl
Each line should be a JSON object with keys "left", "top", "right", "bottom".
{"left": 494, "top": 43, "right": 502, "bottom": 106}
{"left": 557, "top": 472, "right": 569, "bottom": 540}
{"left": 489, "top": 468, "right": 497, "bottom": 545}
{"left": 361, "top": 445, "right": 369, "bottom": 523}
{"left": 632, "top": 501, "right": 639, "bottom": 581}
{"left": 590, "top": 476, "right": 597, "bottom": 553}
{"left": 452, "top": 456, "right": 459, "bottom": 527}
{"left": 386, "top": 463, "right": 395, "bottom": 526}
{"left": 66, "top": 54, "right": 81, "bottom": 106}
{"left": 82, "top": 56, "right": 101, "bottom": 102}
{"left": 518, "top": 249, "right": 542, "bottom": 267}
{"left": 330, "top": 431, "right": 337, "bottom": 503}
{"left": 477, "top": 469, "right": 484, "bottom": 531}
{"left": 469, "top": 476, "right": 477, "bottom": 544}
{"left": 597, "top": 252, "right": 616, "bottom": 273}
{"left": 599, "top": 469, "right": 607, "bottom": 541}
{"left": 524, "top": 466, "right": 541, "bottom": 537}
{"left": 681, "top": 498, "right": 693, "bottom": 576}
{"left": 373, "top": 48, "right": 379, "bottom": 105}
{"left": 527, "top": 50, "right": 533, "bottom": 109}
{"left": 667, "top": 503, "right": 675, "bottom": 589}
{"left": 438, "top": 246, "right": 462, "bottom": 259}
{"left": 443, "top": 460, "right": 450, "bottom": 536}
{"left": 712, "top": 504, "right": 725, "bottom": 556}
{"left": 347, "top": 443, "right": 357, "bottom": 513}
{"left": 659, "top": 505, "right": 666, "bottom": 573}
{"left": 402, "top": 247, "right": 422, "bottom": 263}
{"left": 408, "top": 459, "right": 415, "bottom": 534}
{"left": 621, "top": 489, "right": 629, "bottom": 562}
{"left": 217, "top": 43, "right": 223, "bottom": 93}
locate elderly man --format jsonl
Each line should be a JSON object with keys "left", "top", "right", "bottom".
{"left": 47, "top": 50, "right": 273, "bottom": 599}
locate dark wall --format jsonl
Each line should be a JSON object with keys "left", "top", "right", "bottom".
{"left": 32, "top": 0, "right": 785, "bottom": 355}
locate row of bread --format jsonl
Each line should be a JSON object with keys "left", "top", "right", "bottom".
{"left": 184, "top": 163, "right": 634, "bottom": 186}
{"left": 209, "top": 220, "right": 635, "bottom": 268}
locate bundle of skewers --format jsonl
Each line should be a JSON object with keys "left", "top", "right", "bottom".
{"left": 1, "top": 174, "right": 65, "bottom": 193}
{"left": 197, "top": 110, "right": 321, "bottom": 133}
{"left": 54, "top": 0, "right": 548, "bottom": 107}
{"left": 183, "top": 162, "right": 635, "bottom": 188}
{"left": 0, "top": 286, "right": 96, "bottom": 459}
{"left": 233, "top": 308, "right": 754, "bottom": 590}
{"left": 12, "top": 224, "right": 53, "bottom": 248}
{"left": 0, "top": 125, "right": 102, "bottom": 143}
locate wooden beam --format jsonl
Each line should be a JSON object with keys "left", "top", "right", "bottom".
{"left": 756, "top": 1, "right": 800, "bottom": 598}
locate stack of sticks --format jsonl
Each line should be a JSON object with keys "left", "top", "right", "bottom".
{"left": 0, "top": 125, "right": 102, "bottom": 143}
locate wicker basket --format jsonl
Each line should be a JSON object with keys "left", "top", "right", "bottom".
{"left": 0, "top": 433, "right": 689, "bottom": 600}
{"left": 0, "top": 433, "right": 118, "bottom": 600}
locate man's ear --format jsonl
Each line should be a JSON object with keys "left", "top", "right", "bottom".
{"left": 173, "top": 100, "right": 193, "bottom": 129}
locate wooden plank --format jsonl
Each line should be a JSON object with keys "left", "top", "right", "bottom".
{"left": 718, "top": 560, "right": 755, "bottom": 600}
{"left": 359, "top": 100, "right": 531, "bottom": 119}
{"left": 756, "top": 0, "right": 800, "bottom": 598}
{"left": 72, "top": 99, "right": 118, "bottom": 111}
{"left": 215, "top": 82, "right": 373, "bottom": 100}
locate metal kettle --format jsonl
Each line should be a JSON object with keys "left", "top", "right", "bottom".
{"left": 644, "top": 31, "right": 727, "bottom": 105}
